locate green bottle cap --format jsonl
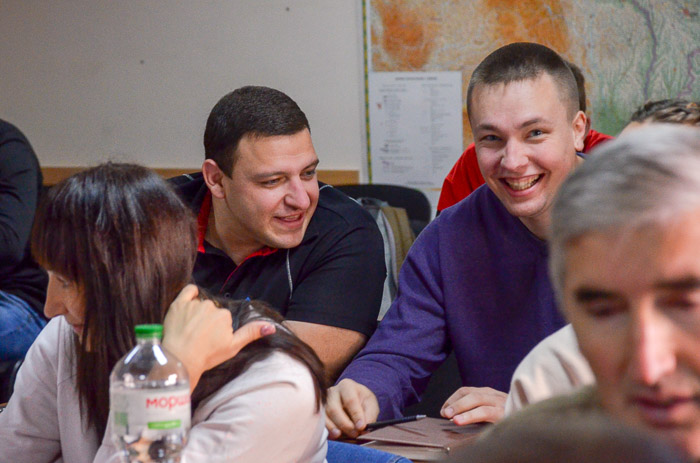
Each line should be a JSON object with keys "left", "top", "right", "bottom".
{"left": 134, "top": 324, "right": 163, "bottom": 340}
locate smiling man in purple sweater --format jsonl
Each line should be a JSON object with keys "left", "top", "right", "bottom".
{"left": 325, "top": 42, "right": 588, "bottom": 438}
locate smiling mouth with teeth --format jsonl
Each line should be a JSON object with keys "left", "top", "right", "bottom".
{"left": 503, "top": 174, "right": 542, "bottom": 191}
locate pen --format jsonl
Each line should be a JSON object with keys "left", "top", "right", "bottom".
{"left": 365, "top": 414, "right": 427, "bottom": 430}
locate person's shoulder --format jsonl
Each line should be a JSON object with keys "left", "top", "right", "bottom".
{"left": 229, "top": 351, "right": 313, "bottom": 387}
{"left": 33, "top": 317, "right": 67, "bottom": 347}
{"left": 245, "top": 351, "right": 315, "bottom": 386}
{"left": 445, "top": 145, "right": 475, "bottom": 181}
{"left": 189, "top": 351, "right": 325, "bottom": 462}
{"left": 17, "top": 317, "right": 69, "bottom": 383}
{"left": 584, "top": 130, "right": 614, "bottom": 152}
{"left": 199, "top": 351, "right": 317, "bottom": 410}
{"left": 517, "top": 386, "right": 598, "bottom": 419}
{"left": 168, "top": 171, "right": 203, "bottom": 190}
{"left": 312, "top": 184, "right": 378, "bottom": 230}
{"left": 416, "top": 186, "right": 491, "bottom": 246}
{"left": 0, "top": 119, "right": 25, "bottom": 140}
{"left": 167, "top": 172, "right": 206, "bottom": 208}
{"left": 0, "top": 120, "right": 39, "bottom": 163}
{"left": 434, "top": 185, "right": 502, "bottom": 226}
{"left": 507, "top": 325, "right": 594, "bottom": 412}
{"left": 528, "top": 324, "right": 579, "bottom": 359}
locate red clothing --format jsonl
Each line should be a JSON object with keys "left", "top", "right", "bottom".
{"left": 437, "top": 130, "right": 614, "bottom": 211}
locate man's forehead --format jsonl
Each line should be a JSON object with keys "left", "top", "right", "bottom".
{"left": 237, "top": 130, "right": 314, "bottom": 157}
{"left": 241, "top": 129, "right": 312, "bottom": 146}
{"left": 564, "top": 212, "right": 700, "bottom": 288}
{"left": 471, "top": 72, "right": 551, "bottom": 97}
{"left": 470, "top": 75, "right": 568, "bottom": 123}
{"left": 468, "top": 71, "right": 578, "bottom": 120}
{"left": 233, "top": 130, "right": 318, "bottom": 174}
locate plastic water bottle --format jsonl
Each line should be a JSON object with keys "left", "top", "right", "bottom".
{"left": 110, "top": 324, "right": 191, "bottom": 462}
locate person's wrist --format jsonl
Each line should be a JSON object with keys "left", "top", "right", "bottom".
{"left": 162, "top": 337, "right": 204, "bottom": 382}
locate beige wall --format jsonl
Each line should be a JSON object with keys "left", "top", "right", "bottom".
{"left": 0, "top": 1, "right": 366, "bottom": 178}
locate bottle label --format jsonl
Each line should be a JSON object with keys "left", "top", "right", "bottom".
{"left": 111, "top": 386, "right": 191, "bottom": 445}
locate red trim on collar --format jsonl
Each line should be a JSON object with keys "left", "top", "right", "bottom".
{"left": 245, "top": 247, "right": 278, "bottom": 259}
{"left": 196, "top": 192, "right": 212, "bottom": 253}
{"left": 219, "top": 246, "right": 279, "bottom": 291}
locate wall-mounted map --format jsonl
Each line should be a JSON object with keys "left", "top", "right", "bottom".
{"left": 367, "top": 0, "right": 699, "bottom": 144}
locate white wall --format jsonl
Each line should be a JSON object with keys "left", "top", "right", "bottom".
{"left": 0, "top": 1, "right": 367, "bottom": 176}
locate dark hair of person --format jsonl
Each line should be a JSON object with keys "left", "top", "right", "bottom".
{"left": 564, "top": 60, "right": 587, "bottom": 113}
{"left": 465, "top": 412, "right": 691, "bottom": 463}
{"left": 466, "top": 42, "right": 579, "bottom": 120}
{"left": 203, "top": 86, "right": 310, "bottom": 177}
{"left": 629, "top": 99, "right": 700, "bottom": 126}
{"left": 31, "top": 163, "right": 197, "bottom": 438}
{"left": 191, "top": 295, "right": 327, "bottom": 411}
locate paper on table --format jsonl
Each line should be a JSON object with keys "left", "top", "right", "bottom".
{"left": 358, "top": 417, "right": 489, "bottom": 462}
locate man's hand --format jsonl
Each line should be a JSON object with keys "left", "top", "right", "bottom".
{"left": 325, "top": 378, "right": 380, "bottom": 439}
{"left": 440, "top": 386, "right": 507, "bottom": 425}
{"left": 162, "top": 284, "right": 276, "bottom": 392}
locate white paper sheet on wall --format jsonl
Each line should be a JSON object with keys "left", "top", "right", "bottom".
{"left": 368, "top": 71, "right": 463, "bottom": 196}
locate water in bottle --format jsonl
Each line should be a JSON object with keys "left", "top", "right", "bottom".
{"left": 110, "top": 324, "right": 191, "bottom": 462}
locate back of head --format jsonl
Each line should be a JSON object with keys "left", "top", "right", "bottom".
{"left": 467, "top": 42, "right": 579, "bottom": 120}
{"left": 32, "top": 162, "right": 197, "bottom": 435}
{"left": 629, "top": 99, "right": 700, "bottom": 126}
{"left": 465, "top": 412, "right": 691, "bottom": 463}
{"left": 549, "top": 125, "right": 700, "bottom": 296}
{"left": 203, "top": 86, "right": 310, "bottom": 176}
{"left": 191, "top": 295, "right": 327, "bottom": 411}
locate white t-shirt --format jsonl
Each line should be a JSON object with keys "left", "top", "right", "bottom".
{"left": 0, "top": 317, "right": 327, "bottom": 463}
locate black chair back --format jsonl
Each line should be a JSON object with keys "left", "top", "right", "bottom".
{"left": 335, "top": 184, "right": 431, "bottom": 235}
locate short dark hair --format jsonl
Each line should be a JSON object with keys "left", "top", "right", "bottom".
{"left": 203, "top": 86, "right": 310, "bottom": 176}
{"left": 565, "top": 60, "right": 587, "bottom": 113}
{"left": 191, "top": 296, "right": 327, "bottom": 411}
{"left": 32, "top": 162, "right": 197, "bottom": 438}
{"left": 629, "top": 99, "right": 700, "bottom": 126}
{"left": 466, "top": 42, "right": 579, "bottom": 120}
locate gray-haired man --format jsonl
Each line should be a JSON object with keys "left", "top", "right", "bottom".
{"left": 487, "top": 125, "right": 700, "bottom": 460}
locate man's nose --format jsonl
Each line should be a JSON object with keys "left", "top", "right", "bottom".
{"left": 500, "top": 140, "right": 529, "bottom": 171}
{"left": 629, "top": 305, "right": 677, "bottom": 386}
{"left": 284, "top": 177, "right": 311, "bottom": 210}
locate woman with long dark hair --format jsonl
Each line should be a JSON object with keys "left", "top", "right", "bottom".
{"left": 0, "top": 163, "right": 328, "bottom": 462}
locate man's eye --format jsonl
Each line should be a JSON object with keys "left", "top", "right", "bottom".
{"left": 301, "top": 170, "right": 316, "bottom": 179}
{"left": 583, "top": 302, "right": 623, "bottom": 319}
{"left": 529, "top": 129, "right": 543, "bottom": 137}
{"left": 261, "top": 178, "right": 281, "bottom": 186}
{"left": 657, "top": 293, "right": 700, "bottom": 311}
{"left": 482, "top": 134, "right": 500, "bottom": 142}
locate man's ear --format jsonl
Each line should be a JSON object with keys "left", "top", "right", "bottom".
{"left": 572, "top": 110, "right": 587, "bottom": 152}
{"left": 202, "top": 159, "right": 226, "bottom": 199}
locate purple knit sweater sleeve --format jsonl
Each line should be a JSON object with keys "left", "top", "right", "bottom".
{"left": 338, "top": 185, "right": 567, "bottom": 419}
{"left": 338, "top": 221, "right": 448, "bottom": 420}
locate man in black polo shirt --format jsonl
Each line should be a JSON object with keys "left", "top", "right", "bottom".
{"left": 172, "top": 86, "right": 385, "bottom": 380}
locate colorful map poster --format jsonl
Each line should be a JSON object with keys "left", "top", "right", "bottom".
{"left": 364, "top": 0, "right": 699, "bottom": 199}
